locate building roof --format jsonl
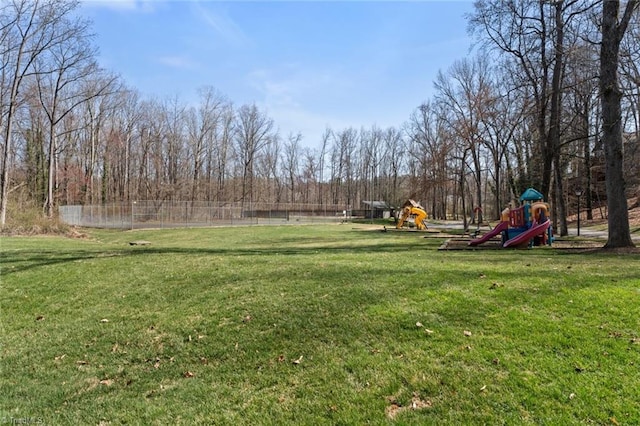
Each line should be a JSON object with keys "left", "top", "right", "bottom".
{"left": 362, "top": 201, "right": 392, "bottom": 209}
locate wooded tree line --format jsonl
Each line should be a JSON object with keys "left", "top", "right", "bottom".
{"left": 2, "top": 0, "right": 638, "bottom": 247}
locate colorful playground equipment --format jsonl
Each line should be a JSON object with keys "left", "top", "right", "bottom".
{"left": 396, "top": 199, "right": 428, "bottom": 230}
{"left": 469, "top": 188, "right": 553, "bottom": 248}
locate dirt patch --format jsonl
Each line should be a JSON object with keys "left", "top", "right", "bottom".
{"left": 386, "top": 393, "right": 432, "bottom": 419}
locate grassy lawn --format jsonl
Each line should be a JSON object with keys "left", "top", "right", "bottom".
{"left": 1, "top": 224, "right": 639, "bottom": 425}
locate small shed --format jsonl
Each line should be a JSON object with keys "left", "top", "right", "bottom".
{"left": 361, "top": 201, "right": 394, "bottom": 219}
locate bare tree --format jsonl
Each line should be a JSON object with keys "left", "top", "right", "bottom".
{"left": 234, "top": 103, "right": 274, "bottom": 208}
{"left": 600, "top": 0, "right": 638, "bottom": 248}
{"left": 110, "top": 87, "right": 141, "bottom": 203}
{"left": 619, "top": 10, "right": 640, "bottom": 199}
{"left": 29, "top": 3, "right": 115, "bottom": 216}
{"left": 470, "top": 0, "right": 597, "bottom": 207}
{"left": 208, "top": 102, "right": 234, "bottom": 202}
{"left": 406, "top": 102, "right": 451, "bottom": 218}
{"left": 358, "top": 126, "right": 384, "bottom": 218}
{"left": 329, "top": 128, "right": 358, "bottom": 208}
{"left": 300, "top": 146, "right": 318, "bottom": 204}
{"left": 435, "top": 56, "right": 493, "bottom": 223}
{"left": 379, "top": 127, "right": 405, "bottom": 210}
{"left": 256, "top": 134, "right": 281, "bottom": 203}
{"left": 1, "top": 0, "right": 83, "bottom": 225}
{"left": 482, "top": 74, "right": 527, "bottom": 219}
{"left": 282, "top": 132, "right": 302, "bottom": 203}
{"left": 470, "top": 0, "right": 554, "bottom": 197}
{"left": 316, "top": 128, "right": 331, "bottom": 205}
{"left": 186, "top": 87, "right": 225, "bottom": 203}
{"left": 76, "top": 73, "right": 122, "bottom": 204}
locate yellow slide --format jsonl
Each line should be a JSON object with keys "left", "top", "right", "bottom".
{"left": 397, "top": 202, "right": 428, "bottom": 230}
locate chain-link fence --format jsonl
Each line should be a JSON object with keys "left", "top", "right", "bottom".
{"left": 59, "top": 201, "right": 352, "bottom": 229}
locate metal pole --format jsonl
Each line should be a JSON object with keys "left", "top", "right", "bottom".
{"left": 577, "top": 195, "right": 580, "bottom": 236}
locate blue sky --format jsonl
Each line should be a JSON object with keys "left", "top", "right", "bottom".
{"left": 81, "top": 0, "right": 475, "bottom": 149}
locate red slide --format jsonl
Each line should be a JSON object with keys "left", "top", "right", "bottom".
{"left": 503, "top": 219, "right": 551, "bottom": 248}
{"left": 468, "top": 221, "right": 509, "bottom": 246}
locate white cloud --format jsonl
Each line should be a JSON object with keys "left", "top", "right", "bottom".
{"left": 246, "top": 65, "right": 356, "bottom": 147}
{"left": 247, "top": 65, "right": 351, "bottom": 108}
{"left": 191, "top": 2, "right": 251, "bottom": 48}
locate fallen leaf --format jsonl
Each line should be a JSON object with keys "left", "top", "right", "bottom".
{"left": 36, "top": 315, "right": 45, "bottom": 321}
{"left": 492, "top": 358, "right": 499, "bottom": 365}
{"left": 76, "top": 360, "right": 88, "bottom": 365}
{"left": 292, "top": 355, "right": 303, "bottom": 365}
{"left": 99, "top": 379, "right": 113, "bottom": 386}
{"left": 464, "top": 330, "right": 472, "bottom": 337}
{"left": 183, "top": 371, "right": 194, "bottom": 378}
{"left": 569, "top": 393, "right": 576, "bottom": 400}
{"left": 54, "top": 354, "right": 66, "bottom": 361}
{"left": 278, "top": 355, "right": 286, "bottom": 362}
{"left": 100, "top": 318, "right": 109, "bottom": 323}
{"left": 610, "top": 417, "right": 619, "bottom": 425}
{"left": 425, "top": 329, "right": 434, "bottom": 335}
{"left": 416, "top": 322, "right": 423, "bottom": 328}
{"left": 479, "top": 274, "right": 486, "bottom": 278}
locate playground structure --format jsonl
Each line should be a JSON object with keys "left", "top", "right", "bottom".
{"left": 469, "top": 188, "right": 553, "bottom": 248}
{"left": 396, "top": 199, "right": 428, "bottom": 230}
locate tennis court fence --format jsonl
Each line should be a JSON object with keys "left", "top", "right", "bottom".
{"left": 59, "top": 201, "right": 352, "bottom": 229}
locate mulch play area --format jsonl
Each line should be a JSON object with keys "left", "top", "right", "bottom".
{"left": 438, "top": 236, "right": 605, "bottom": 251}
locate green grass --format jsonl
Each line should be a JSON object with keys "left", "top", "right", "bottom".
{"left": 1, "top": 225, "right": 639, "bottom": 425}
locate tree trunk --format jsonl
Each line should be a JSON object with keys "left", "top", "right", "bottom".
{"left": 549, "top": 0, "right": 568, "bottom": 236}
{"left": 600, "top": 0, "right": 637, "bottom": 248}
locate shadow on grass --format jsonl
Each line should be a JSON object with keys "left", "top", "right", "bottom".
{"left": 2, "top": 240, "right": 435, "bottom": 275}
